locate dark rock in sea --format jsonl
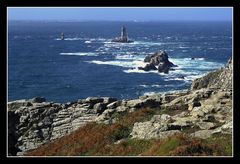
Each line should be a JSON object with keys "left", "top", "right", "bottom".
{"left": 140, "top": 50, "right": 176, "bottom": 74}
{"left": 191, "top": 58, "right": 195, "bottom": 60}
{"left": 158, "top": 62, "right": 170, "bottom": 73}
{"left": 138, "top": 63, "right": 157, "bottom": 71}
{"left": 178, "top": 75, "right": 185, "bottom": 79}
{"left": 144, "top": 51, "right": 169, "bottom": 65}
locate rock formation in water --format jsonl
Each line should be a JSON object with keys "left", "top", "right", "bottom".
{"left": 138, "top": 50, "right": 177, "bottom": 73}
{"left": 7, "top": 57, "right": 232, "bottom": 156}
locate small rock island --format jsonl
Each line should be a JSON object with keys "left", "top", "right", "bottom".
{"left": 112, "top": 26, "right": 133, "bottom": 43}
{"left": 138, "top": 50, "right": 177, "bottom": 74}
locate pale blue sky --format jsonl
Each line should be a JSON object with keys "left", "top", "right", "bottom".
{"left": 8, "top": 8, "right": 232, "bottom": 21}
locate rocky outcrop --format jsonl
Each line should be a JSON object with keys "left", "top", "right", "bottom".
{"left": 191, "top": 57, "right": 232, "bottom": 90}
{"left": 7, "top": 97, "right": 117, "bottom": 155}
{"left": 138, "top": 51, "right": 176, "bottom": 73}
{"left": 131, "top": 87, "right": 232, "bottom": 140}
{"left": 130, "top": 114, "right": 181, "bottom": 139}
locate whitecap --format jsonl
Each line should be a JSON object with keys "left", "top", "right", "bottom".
{"left": 139, "top": 84, "right": 162, "bottom": 88}
{"left": 87, "top": 60, "right": 146, "bottom": 69}
{"left": 55, "top": 37, "right": 83, "bottom": 41}
{"left": 143, "top": 92, "right": 157, "bottom": 96}
{"left": 179, "top": 46, "right": 189, "bottom": 49}
{"left": 181, "top": 58, "right": 205, "bottom": 61}
{"left": 60, "top": 52, "right": 98, "bottom": 56}
{"left": 123, "top": 69, "right": 156, "bottom": 74}
{"left": 84, "top": 40, "right": 92, "bottom": 43}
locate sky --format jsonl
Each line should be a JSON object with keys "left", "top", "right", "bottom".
{"left": 8, "top": 8, "right": 232, "bottom": 21}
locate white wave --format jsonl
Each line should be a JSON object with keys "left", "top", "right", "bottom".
{"left": 115, "top": 54, "right": 135, "bottom": 60}
{"left": 87, "top": 60, "right": 146, "bottom": 69}
{"left": 182, "top": 58, "right": 205, "bottom": 61}
{"left": 179, "top": 46, "right": 189, "bottom": 49}
{"left": 60, "top": 52, "right": 98, "bottom": 56}
{"left": 54, "top": 37, "right": 83, "bottom": 41}
{"left": 64, "top": 38, "right": 83, "bottom": 41}
{"left": 87, "top": 60, "right": 133, "bottom": 67}
{"left": 184, "top": 74, "right": 207, "bottom": 81}
{"left": 143, "top": 92, "right": 157, "bottom": 96}
{"left": 139, "top": 84, "right": 162, "bottom": 88}
{"left": 123, "top": 69, "right": 151, "bottom": 74}
{"left": 170, "top": 58, "right": 223, "bottom": 71}
{"left": 84, "top": 40, "right": 92, "bottom": 43}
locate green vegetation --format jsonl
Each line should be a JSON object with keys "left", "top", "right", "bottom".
{"left": 26, "top": 108, "right": 232, "bottom": 156}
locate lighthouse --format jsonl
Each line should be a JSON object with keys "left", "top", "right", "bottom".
{"left": 120, "top": 26, "right": 128, "bottom": 42}
{"left": 111, "top": 26, "right": 133, "bottom": 43}
{"left": 60, "top": 32, "right": 65, "bottom": 40}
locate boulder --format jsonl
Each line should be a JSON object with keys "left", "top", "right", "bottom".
{"left": 93, "top": 103, "right": 106, "bottom": 114}
{"left": 85, "top": 97, "right": 104, "bottom": 104}
{"left": 130, "top": 114, "right": 181, "bottom": 139}
{"left": 191, "top": 130, "right": 214, "bottom": 139}
{"left": 107, "top": 101, "right": 122, "bottom": 109}
{"left": 126, "top": 98, "right": 161, "bottom": 109}
{"left": 103, "top": 97, "right": 118, "bottom": 104}
{"left": 188, "top": 101, "right": 201, "bottom": 111}
{"left": 196, "top": 122, "right": 215, "bottom": 130}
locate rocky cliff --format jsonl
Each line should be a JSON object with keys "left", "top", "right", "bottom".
{"left": 7, "top": 57, "right": 233, "bottom": 156}
{"left": 191, "top": 57, "right": 232, "bottom": 90}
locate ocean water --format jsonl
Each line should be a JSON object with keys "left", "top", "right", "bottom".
{"left": 8, "top": 21, "right": 232, "bottom": 103}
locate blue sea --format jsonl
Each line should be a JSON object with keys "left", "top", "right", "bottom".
{"left": 8, "top": 21, "right": 232, "bottom": 103}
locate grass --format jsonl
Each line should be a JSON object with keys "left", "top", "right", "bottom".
{"left": 25, "top": 108, "right": 232, "bottom": 156}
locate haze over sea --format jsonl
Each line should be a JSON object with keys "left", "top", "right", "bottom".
{"left": 8, "top": 21, "right": 232, "bottom": 103}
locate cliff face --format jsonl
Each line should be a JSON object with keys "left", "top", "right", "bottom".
{"left": 191, "top": 57, "right": 232, "bottom": 90}
{"left": 7, "top": 58, "right": 233, "bottom": 156}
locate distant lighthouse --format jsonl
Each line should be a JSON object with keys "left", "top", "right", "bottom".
{"left": 60, "top": 32, "right": 65, "bottom": 40}
{"left": 111, "top": 26, "right": 133, "bottom": 43}
{"left": 120, "top": 26, "right": 128, "bottom": 42}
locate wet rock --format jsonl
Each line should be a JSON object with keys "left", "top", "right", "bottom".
{"left": 138, "top": 63, "right": 157, "bottom": 71}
